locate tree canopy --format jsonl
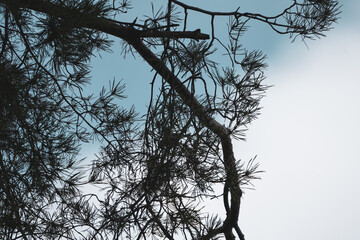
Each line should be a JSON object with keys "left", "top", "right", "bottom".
{"left": 0, "top": 0, "right": 340, "bottom": 239}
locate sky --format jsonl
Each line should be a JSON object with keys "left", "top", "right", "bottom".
{"left": 235, "top": 1, "right": 360, "bottom": 239}
{"left": 87, "top": 0, "right": 360, "bottom": 239}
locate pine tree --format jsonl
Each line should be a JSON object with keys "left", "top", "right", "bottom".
{"left": 0, "top": 0, "right": 340, "bottom": 239}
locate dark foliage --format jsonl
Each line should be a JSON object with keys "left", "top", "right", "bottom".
{"left": 0, "top": 0, "right": 340, "bottom": 239}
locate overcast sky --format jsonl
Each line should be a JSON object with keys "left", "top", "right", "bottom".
{"left": 87, "top": 0, "right": 360, "bottom": 239}
{"left": 236, "top": 1, "right": 360, "bottom": 239}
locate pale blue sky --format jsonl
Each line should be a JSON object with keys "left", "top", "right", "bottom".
{"left": 86, "top": 0, "right": 360, "bottom": 239}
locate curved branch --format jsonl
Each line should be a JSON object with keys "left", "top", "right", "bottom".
{"left": 125, "top": 30, "right": 242, "bottom": 240}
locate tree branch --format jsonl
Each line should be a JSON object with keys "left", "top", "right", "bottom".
{"left": 0, "top": 0, "right": 242, "bottom": 238}
{"left": 0, "top": 0, "right": 209, "bottom": 40}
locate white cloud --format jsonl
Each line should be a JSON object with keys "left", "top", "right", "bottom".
{"left": 236, "top": 27, "right": 360, "bottom": 240}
